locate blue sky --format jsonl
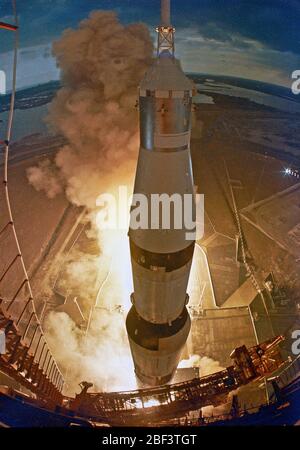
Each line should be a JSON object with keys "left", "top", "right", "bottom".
{"left": 0, "top": 0, "right": 300, "bottom": 88}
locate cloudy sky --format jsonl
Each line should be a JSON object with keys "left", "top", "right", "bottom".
{"left": 0, "top": 0, "right": 300, "bottom": 89}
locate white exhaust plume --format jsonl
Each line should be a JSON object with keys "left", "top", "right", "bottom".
{"left": 178, "top": 354, "right": 225, "bottom": 376}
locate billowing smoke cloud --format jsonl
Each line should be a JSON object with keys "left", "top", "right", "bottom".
{"left": 46, "top": 309, "right": 137, "bottom": 395}
{"left": 27, "top": 10, "right": 153, "bottom": 207}
{"left": 26, "top": 11, "right": 153, "bottom": 395}
{"left": 26, "top": 159, "right": 64, "bottom": 199}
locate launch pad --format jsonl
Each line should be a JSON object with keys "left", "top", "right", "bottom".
{"left": 0, "top": 335, "right": 292, "bottom": 427}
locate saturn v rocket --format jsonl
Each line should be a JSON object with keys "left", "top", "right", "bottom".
{"left": 126, "top": 0, "right": 196, "bottom": 386}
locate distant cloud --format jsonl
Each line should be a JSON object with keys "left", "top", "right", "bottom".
{"left": 175, "top": 27, "right": 300, "bottom": 87}
{"left": 1, "top": 43, "right": 59, "bottom": 90}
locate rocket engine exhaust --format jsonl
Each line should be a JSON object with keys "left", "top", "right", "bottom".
{"left": 126, "top": 0, "right": 196, "bottom": 386}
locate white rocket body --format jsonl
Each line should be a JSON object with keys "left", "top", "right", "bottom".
{"left": 126, "top": 0, "right": 195, "bottom": 386}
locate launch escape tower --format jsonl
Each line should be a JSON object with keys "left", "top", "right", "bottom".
{"left": 126, "top": 0, "right": 196, "bottom": 386}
